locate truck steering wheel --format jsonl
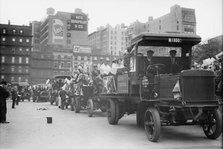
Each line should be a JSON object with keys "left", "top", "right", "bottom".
{"left": 147, "top": 63, "right": 165, "bottom": 75}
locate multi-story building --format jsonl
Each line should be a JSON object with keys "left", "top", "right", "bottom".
{"left": 126, "top": 5, "right": 197, "bottom": 46}
{"left": 88, "top": 24, "right": 127, "bottom": 56}
{"left": 30, "top": 48, "right": 53, "bottom": 84}
{"left": 0, "top": 22, "right": 32, "bottom": 83}
{"left": 125, "top": 20, "right": 146, "bottom": 47}
{"left": 31, "top": 8, "right": 91, "bottom": 83}
{"left": 145, "top": 5, "right": 196, "bottom": 35}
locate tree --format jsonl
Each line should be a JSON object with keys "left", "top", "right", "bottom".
{"left": 192, "top": 37, "right": 222, "bottom": 64}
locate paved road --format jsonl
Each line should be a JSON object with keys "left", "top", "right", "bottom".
{"left": 0, "top": 100, "right": 222, "bottom": 149}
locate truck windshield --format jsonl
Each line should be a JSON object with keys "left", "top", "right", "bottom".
{"left": 138, "top": 46, "right": 182, "bottom": 57}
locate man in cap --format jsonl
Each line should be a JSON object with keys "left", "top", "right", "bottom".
{"left": 145, "top": 50, "right": 156, "bottom": 75}
{"left": 168, "top": 50, "right": 181, "bottom": 74}
{"left": 0, "top": 80, "right": 10, "bottom": 123}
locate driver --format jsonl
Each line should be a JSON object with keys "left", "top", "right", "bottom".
{"left": 145, "top": 50, "right": 156, "bottom": 75}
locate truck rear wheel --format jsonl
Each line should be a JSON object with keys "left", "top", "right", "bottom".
{"left": 202, "top": 109, "right": 222, "bottom": 139}
{"left": 144, "top": 107, "right": 161, "bottom": 142}
{"left": 107, "top": 99, "right": 119, "bottom": 125}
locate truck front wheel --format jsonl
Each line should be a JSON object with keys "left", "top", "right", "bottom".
{"left": 107, "top": 99, "right": 119, "bottom": 125}
{"left": 144, "top": 107, "right": 161, "bottom": 142}
{"left": 202, "top": 109, "right": 222, "bottom": 139}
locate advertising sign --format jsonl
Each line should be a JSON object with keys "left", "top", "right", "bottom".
{"left": 73, "top": 45, "right": 91, "bottom": 53}
{"left": 182, "top": 9, "right": 195, "bottom": 23}
{"left": 70, "top": 13, "right": 88, "bottom": 31}
{"left": 52, "top": 19, "right": 64, "bottom": 44}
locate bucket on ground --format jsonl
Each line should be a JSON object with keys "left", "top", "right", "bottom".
{"left": 46, "top": 117, "right": 52, "bottom": 124}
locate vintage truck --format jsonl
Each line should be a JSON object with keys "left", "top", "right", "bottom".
{"left": 100, "top": 32, "right": 222, "bottom": 142}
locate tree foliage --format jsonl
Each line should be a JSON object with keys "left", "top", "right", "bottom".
{"left": 192, "top": 37, "right": 222, "bottom": 64}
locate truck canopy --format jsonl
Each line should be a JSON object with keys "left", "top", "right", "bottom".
{"left": 131, "top": 32, "right": 201, "bottom": 48}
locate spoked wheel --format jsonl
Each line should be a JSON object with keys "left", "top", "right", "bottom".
{"left": 202, "top": 109, "right": 222, "bottom": 139}
{"left": 144, "top": 107, "right": 161, "bottom": 142}
{"left": 87, "top": 99, "right": 94, "bottom": 117}
{"left": 107, "top": 99, "right": 119, "bottom": 125}
{"left": 74, "top": 97, "right": 81, "bottom": 113}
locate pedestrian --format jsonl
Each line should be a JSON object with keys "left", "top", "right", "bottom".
{"left": 11, "top": 86, "right": 17, "bottom": 109}
{"left": 0, "top": 80, "right": 10, "bottom": 123}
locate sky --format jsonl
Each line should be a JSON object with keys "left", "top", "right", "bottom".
{"left": 0, "top": 0, "right": 222, "bottom": 41}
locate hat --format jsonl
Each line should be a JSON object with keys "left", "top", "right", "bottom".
{"left": 169, "top": 50, "right": 177, "bottom": 54}
{"left": 147, "top": 50, "right": 154, "bottom": 54}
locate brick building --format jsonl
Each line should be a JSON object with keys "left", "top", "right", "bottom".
{"left": 0, "top": 22, "right": 32, "bottom": 83}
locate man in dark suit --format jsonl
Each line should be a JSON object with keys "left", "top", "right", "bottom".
{"left": 168, "top": 50, "right": 181, "bottom": 74}
{"left": 145, "top": 50, "right": 156, "bottom": 75}
{"left": 0, "top": 80, "right": 10, "bottom": 123}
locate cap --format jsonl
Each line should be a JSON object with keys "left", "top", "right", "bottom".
{"left": 169, "top": 50, "right": 177, "bottom": 54}
{"left": 147, "top": 50, "right": 154, "bottom": 54}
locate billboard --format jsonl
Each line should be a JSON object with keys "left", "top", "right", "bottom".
{"left": 70, "top": 13, "right": 88, "bottom": 31}
{"left": 52, "top": 19, "right": 64, "bottom": 44}
{"left": 73, "top": 45, "right": 91, "bottom": 53}
{"left": 182, "top": 9, "right": 196, "bottom": 23}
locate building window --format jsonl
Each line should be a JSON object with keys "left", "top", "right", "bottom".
{"left": 54, "top": 62, "right": 58, "bottom": 68}
{"left": 19, "top": 57, "right": 22, "bottom": 63}
{"left": 1, "top": 56, "right": 5, "bottom": 63}
{"left": 58, "top": 55, "right": 61, "bottom": 59}
{"left": 67, "top": 33, "right": 71, "bottom": 37}
{"left": 1, "top": 75, "right": 5, "bottom": 80}
{"left": 18, "top": 77, "right": 21, "bottom": 82}
{"left": 19, "top": 30, "right": 23, "bottom": 34}
{"left": 26, "top": 39, "right": 30, "bottom": 43}
{"left": 11, "top": 66, "right": 15, "bottom": 72}
{"left": 26, "top": 48, "right": 29, "bottom": 52}
{"left": 78, "top": 56, "right": 81, "bottom": 60}
{"left": 26, "top": 57, "right": 29, "bottom": 64}
{"left": 84, "top": 56, "right": 88, "bottom": 61}
{"left": 94, "top": 57, "right": 97, "bottom": 60}
{"left": 177, "top": 25, "right": 179, "bottom": 31}
{"left": 12, "top": 29, "right": 16, "bottom": 34}
{"left": 12, "top": 57, "right": 15, "bottom": 63}
{"left": 159, "top": 25, "right": 161, "bottom": 30}
{"left": 18, "top": 66, "right": 22, "bottom": 73}
{"left": 67, "top": 39, "right": 71, "bottom": 44}
{"left": 106, "top": 57, "right": 110, "bottom": 61}
{"left": 19, "top": 48, "right": 22, "bottom": 51}
{"left": 2, "top": 28, "right": 7, "bottom": 34}
{"left": 12, "top": 47, "right": 16, "bottom": 53}
{"left": 25, "top": 67, "right": 29, "bottom": 73}
{"left": 67, "top": 62, "right": 71, "bottom": 68}
{"left": 12, "top": 38, "right": 15, "bottom": 42}
{"left": 11, "top": 76, "right": 15, "bottom": 82}
{"left": 1, "top": 66, "right": 5, "bottom": 72}
{"left": 19, "top": 38, "right": 23, "bottom": 43}
{"left": 2, "top": 37, "right": 6, "bottom": 41}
